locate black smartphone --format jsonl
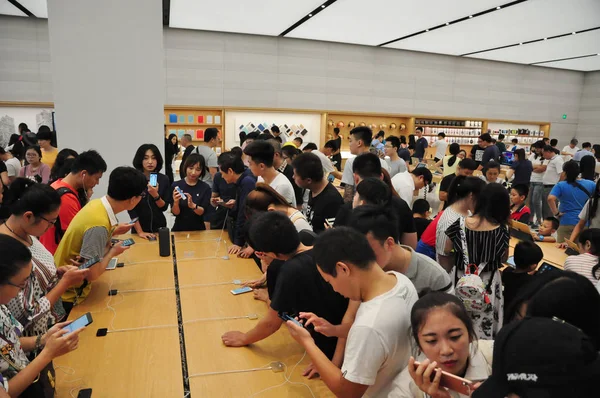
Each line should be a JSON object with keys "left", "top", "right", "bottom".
{"left": 63, "top": 312, "right": 93, "bottom": 333}
{"left": 79, "top": 256, "right": 101, "bottom": 270}
{"left": 121, "top": 239, "right": 135, "bottom": 247}
{"left": 149, "top": 173, "right": 158, "bottom": 187}
{"left": 77, "top": 389, "right": 92, "bottom": 398}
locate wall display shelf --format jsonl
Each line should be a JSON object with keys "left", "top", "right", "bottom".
{"left": 163, "top": 107, "right": 224, "bottom": 144}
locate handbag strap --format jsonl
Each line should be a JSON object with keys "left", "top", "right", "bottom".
{"left": 459, "top": 217, "right": 487, "bottom": 275}
{"left": 573, "top": 181, "right": 592, "bottom": 198}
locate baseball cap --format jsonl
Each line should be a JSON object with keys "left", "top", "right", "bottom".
{"left": 473, "top": 317, "right": 600, "bottom": 398}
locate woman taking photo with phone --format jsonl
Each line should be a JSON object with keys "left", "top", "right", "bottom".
{"left": 171, "top": 153, "right": 213, "bottom": 232}
{"left": 0, "top": 179, "right": 87, "bottom": 337}
{"left": 391, "top": 292, "right": 492, "bottom": 398}
{"left": 18, "top": 147, "right": 50, "bottom": 184}
{"left": 129, "top": 144, "right": 170, "bottom": 239}
{"left": 0, "top": 234, "right": 83, "bottom": 398}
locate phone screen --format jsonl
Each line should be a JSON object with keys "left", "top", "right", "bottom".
{"left": 122, "top": 239, "right": 135, "bottom": 247}
{"left": 63, "top": 313, "right": 93, "bottom": 333}
{"left": 129, "top": 217, "right": 139, "bottom": 225}
{"left": 79, "top": 256, "right": 100, "bottom": 270}
{"left": 506, "top": 256, "right": 516, "bottom": 268}
{"left": 231, "top": 286, "right": 252, "bottom": 295}
{"left": 106, "top": 258, "right": 118, "bottom": 270}
{"left": 149, "top": 173, "right": 158, "bottom": 187}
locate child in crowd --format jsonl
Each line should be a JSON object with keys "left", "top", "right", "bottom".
{"left": 509, "top": 184, "right": 531, "bottom": 224}
{"left": 501, "top": 241, "right": 543, "bottom": 311}
{"left": 510, "top": 138, "right": 518, "bottom": 152}
{"left": 564, "top": 228, "right": 600, "bottom": 285}
{"left": 479, "top": 161, "right": 505, "bottom": 185}
{"left": 532, "top": 216, "right": 558, "bottom": 242}
{"left": 411, "top": 199, "right": 431, "bottom": 241}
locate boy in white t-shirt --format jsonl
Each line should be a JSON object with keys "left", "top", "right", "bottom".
{"left": 243, "top": 140, "right": 296, "bottom": 207}
{"left": 285, "top": 227, "right": 417, "bottom": 398}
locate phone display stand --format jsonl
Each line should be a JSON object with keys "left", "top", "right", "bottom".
{"left": 269, "top": 362, "right": 284, "bottom": 373}
{"left": 96, "top": 328, "right": 108, "bottom": 337}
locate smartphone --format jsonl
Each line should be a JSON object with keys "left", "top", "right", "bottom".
{"left": 77, "top": 389, "right": 92, "bottom": 398}
{"left": 506, "top": 256, "right": 516, "bottom": 268}
{"left": 149, "top": 173, "right": 158, "bottom": 187}
{"left": 128, "top": 217, "right": 139, "bottom": 225}
{"left": 79, "top": 256, "right": 101, "bottom": 270}
{"left": 413, "top": 361, "right": 474, "bottom": 395}
{"left": 106, "top": 258, "right": 118, "bottom": 270}
{"left": 278, "top": 312, "right": 304, "bottom": 328}
{"left": 111, "top": 238, "right": 121, "bottom": 245}
{"left": 121, "top": 238, "right": 135, "bottom": 247}
{"left": 63, "top": 312, "right": 93, "bottom": 333}
{"left": 175, "top": 186, "right": 185, "bottom": 197}
{"left": 230, "top": 286, "right": 252, "bottom": 295}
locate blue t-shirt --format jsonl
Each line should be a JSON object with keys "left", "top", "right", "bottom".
{"left": 549, "top": 179, "right": 595, "bottom": 225}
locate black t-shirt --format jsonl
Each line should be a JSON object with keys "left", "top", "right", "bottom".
{"left": 269, "top": 250, "right": 348, "bottom": 358}
{"left": 482, "top": 145, "right": 500, "bottom": 167}
{"left": 415, "top": 138, "right": 428, "bottom": 159}
{"left": 170, "top": 179, "right": 214, "bottom": 231}
{"left": 398, "top": 148, "right": 411, "bottom": 163}
{"left": 511, "top": 160, "right": 533, "bottom": 186}
{"left": 334, "top": 136, "right": 342, "bottom": 150}
{"left": 439, "top": 174, "right": 457, "bottom": 210}
{"left": 0, "top": 161, "right": 6, "bottom": 174}
{"left": 306, "top": 183, "right": 344, "bottom": 232}
{"left": 414, "top": 217, "right": 431, "bottom": 241}
{"left": 471, "top": 145, "right": 485, "bottom": 167}
{"left": 331, "top": 153, "right": 342, "bottom": 171}
{"left": 128, "top": 172, "right": 170, "bottom": 233}
{"left": 502, "top": 270, "right": 534, "bottom": 313}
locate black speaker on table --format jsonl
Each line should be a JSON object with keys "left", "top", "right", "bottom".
{"left": 159, "top": 227, "right": 171, "bottom": 257}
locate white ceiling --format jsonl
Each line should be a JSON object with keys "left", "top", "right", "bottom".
{"left": 1, "top": 0, "right": 598, "bottom": 71}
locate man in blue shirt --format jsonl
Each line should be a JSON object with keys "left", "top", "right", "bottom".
{"left": 478, "top": 133, "right": 500, "bottom": 170}
{"left": 414, "top": 127, "right": 428, "bottom": 160}
{"left": 573, "top": 142, "right": 594, "bottom": 162}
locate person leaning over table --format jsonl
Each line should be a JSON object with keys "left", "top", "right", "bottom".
{"left": 54, "top": 167, "right": 145, "bottom": 316}
{"left": 0, "top": 235, "right": 82, "bottom": 398}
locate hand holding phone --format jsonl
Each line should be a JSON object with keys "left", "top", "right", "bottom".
{"left": 78, "top": 256, "right": 101, "bottom": 270}
{"left": 128, "top": 217, "right": 139, "bottom": 225}
{"left": 411, "top": 358, "right": 474, "bottom": 396}
{"left": 149, "top": 173, "right": 158, "bottom": 188}
{"left": 63, "top": 312, "right": 93, "bottom": 333}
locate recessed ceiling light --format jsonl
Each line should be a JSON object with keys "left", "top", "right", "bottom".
{"left": 469, "top": 15, "right": 473, "bottom": 18}
{"left": 496, "top": 6, "right": 501, "bottom": 10}
{"left": 308, "top": 14, "right": 313, "bottom": 17}
{"left": 321, "top": 4, "right": 325, "bottom": 8}
{"left": 445, "top": 22, "right": 450, "bottom": 25}
{"left": 572, "top": 32, "right": 576, "bottom": 35}
{"left": 425, "top": 29, "right": 429, "bottom": 32}
{"left": 544, "top": 37, "right": 548, "bottom": 40}
{"left": 519, "top": 42, "right": 523, "bottom": 45}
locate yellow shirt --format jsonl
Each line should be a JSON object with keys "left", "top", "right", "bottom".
{"left": 41, "top": 147, "right": 58, "bottom": 169}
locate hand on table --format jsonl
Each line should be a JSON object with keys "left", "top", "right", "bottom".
{"left": 238, "top": 246, "right": 254, "bottom": 258}
{"left": 221, "top": 331, "right": 248, "bottom": 347}
{"left": 242, "top": 274, "right": 266, "bottom": 288}
{"left": 228, "top": 244, "right": 242, "bottom": 255}
{"left": 302, "top": 362, "right": 320, "bottom": 379}
{"left": 138, "top": 232, "right": 156, "bottom": 241}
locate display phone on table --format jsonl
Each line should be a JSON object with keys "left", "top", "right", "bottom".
{"left": 63, "top": 312, "right": 93, "bottom": 333}
{"left": 121, "top": 239, "right": 135, "bottom": 247}
{"left": 230, "top": 286, "right": 252, "bottom": 295}
{"left": 149, "top": 173, "right": 158, "bottom": 187}
{"left": 79, "top": 256, "right": 101, "bottom": 270}
{"left": 413, "top": 361, "right": 474, "bottom": 395}
{"left": 277, "top": 312, "right": 304, "bottom": 328}
{"left": 106, "top": 258, "right": 118, "bottom": 270}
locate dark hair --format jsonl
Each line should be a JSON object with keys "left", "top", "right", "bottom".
{"left": 25, "top": 145, "right": 42, "bottom": 159}
{"left": 243, "top": 141, "right": 274, "bottom": 167}
{"left": 514, "top": 148, "right": 526, "bottom": 162}
{"left": 324, "top": 140, "right": 339, "bottom": 151}
{"left": 527, "top": 272, "right": 600, "bottom": 349}
{"left": 400, "top": 135, "right": 407, "bottom": 144}
{"left": 349, "top": 127, "right": 373, "bottom": 146}
{"left": 410, "top": 292, "right": 477, "bottom": 350}
{"left": 4, "top": 178, "right": 61, "bottom": 217}
{"left": 36, "top": 129, "right": 52, "bottom": 141}
{"left": 0, "top": 235, "right": 32, "bottom": 284}
{"left": 415, "top": 127, "right": 423, "bottom": 133}
{"left": 582, "top": 142, "right": 591, "bottom": 149}
{"left": 333, "top": 127, "right": 340, "bottom": 135}
{"left": 376, "top": 130, "right": 385, "bottom": 139}
{"left": 292, "top": 152, "right": 324, "bottom": 181}
{"left": 511, "top": 138, "right": 518, "bottom": 144}
{"left": 472, "top": 183, "right": 510, "bottom": 225}
{"left": 543, "top": 144, "right": 555, "bottom": 153}
{"left": 447, "top": 176, "right": 486, "bottom": 206}
{"left": 230, "top": 146, "right": 243, "bottom": 159}
{"left": 355, "top": 178, "right": 391, "bottom": 206}
{"left": 271, "top": 126, "right": 280, "bottom": 134}
{"left": 513, "top": 241, "right": 543, "bottom": 271}
{"left": 257, "top": 133, "right": 273, "bottom": 141}
{"left": 246, "top": 131, "right": 259, "bottom": 140}
{"left": 167, "top": 133, "right": 179, "bottom": 153}
{"left": 239, "top": 131, "right": 247, "bottom": 146}
{"left": 294, "top": 137, "right": 304, "bottom": 145}
{"left": 381, "top": 169, "right": 400, "bottom": 199}
{"left": 72, "top": 150, "right": 107, "bottom": 175}
{"left": 281, "top": 146, "right": 300, "bottom": 161}
{"left": 544, "top": 216, "right": 560, "bottom": 230}
{"left": 245, "top": 183, "right": 291, "bottom": 218}
{"left": 218, "top": 152, "right": 245, "bottom": 174}
{"left": 562, "top": 160, "right": 579, "bottom": 184}
{"left": 50, "top": 148, "right": 79, "bottom": 181}
{"left": 438, "top": 132, "right": 446, "bottom": 138}
{"left": 54, "top": 158, "right": 76, "bottom": 181}
{"left": 303, "top": 143, "right": 318, "bottom": 151}
{"left": 204, "top": 128, "right": 219, "bottom": 143}
{"left": 580, "top": 155, "right": 596, "bottom": 181}
{"left": 550, "top": 138, "right": 558, "bottom": 146}
{"left": 313, "top": 227, "right": 376, "bottom": 277}
{"left": 589, "top": 179, "right": 600, "bottom": 221}
{"left": 349, "top": 205, "right": 399, "bottom": 242}
{"left": 107, "top": 167, "right": 147, "bottom": 201}
{"left": 248, "top": 212, "right": 300, "bottom": 255}
{"left": 411, "top": 167, "right": 433, "bottom": 185}
{"left": 457, "top": 158, "right": 477, "bottom": 171}
{"left": 133, "top": 144, "right": 164, "bottom": 173}
{"left": 579, "top": 228, "right": 600, "bottom": 280}
{"left": 447, "top": 143, "right": 460, "bottom": 167}
{"left": 412, "top": 199, "right": 430, "bottom": 215}
{"left": 352, "top": 152, "right": 381, "bottom": 180}
{"left": 18, "top": 123, "right": 28, "bottom": 131}
{"left": 182, "top": 153, "right": 207, "bottom": 179}
{"left": 483, "top": 160, "right": 501, "bottom": 177}
{"left": 386, "top": 136, "right": 400, "bottom": 150}
{"left": 511, "top": 183, "right": 529, "bottom": 198}
{"left": 543, "top": 137, "right": 549, "bottom": 143}
{"left": 498, "top": 133, "right": 505, "bottom": 140}
{"left": 593, "top": 144, "right": 600, "bottom": 161}
{"left": 479, "top": 133, "right": 492, "bottom": 143}
{"left": 263, "top": 129, "right": 271, "bottom": 135}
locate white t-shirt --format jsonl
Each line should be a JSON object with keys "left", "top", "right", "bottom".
{"left": 529, "top": 153, "right": 545, "bottom": 183}
{"left": 391, "top": 172, "right": 415, "bottom": 208}
{"left": 432, "top": 139, "right": 448, "bottom": 160}
{"left": 341, "top": 156, "right": 391, "bottom": 186}
{"left": 195, "top": 145, "right": 218, "bottom": 187}
{"left": 562, "top": 145, "right": 579, "bottom": 162}
{"left": 257, "top": 173, "right": 297, "bottom": 207}
{"left": 542, "top": 155, "right": 564, "bottom": 185}
{"left": 312, "top": 150, "right": 335, "bottom": 176}
{"left": 342, "top": 271, "right": 418, "bottom": 398}
{"left": 4, "top": 157, "right": 21, "bottom": 177}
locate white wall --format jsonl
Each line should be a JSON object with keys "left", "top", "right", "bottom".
{"left": 576, "top": 71, "right": 600, "bottom": 144}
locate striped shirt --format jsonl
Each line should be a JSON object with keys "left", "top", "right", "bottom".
{"left": 435, "top": 207, "right": 463, "bottom": 262}
{"left": 564, "top": 253, "right": 599, "bottom": 285}
{"left": 446, "top": 221, "right": 510, "bottom": 272}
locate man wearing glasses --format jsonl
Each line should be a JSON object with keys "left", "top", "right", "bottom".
{"left": 384, "top": 136, "right": 407, "bottom": 178}
{"left": 54, "top": 166, "right": 148, "bottom": 316}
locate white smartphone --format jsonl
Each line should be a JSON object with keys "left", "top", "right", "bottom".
{"left": 106, "top": 258, "right": 118, "bottom": 270}
{"left": 63, "top": 312, "right": 93, "bottom": 333}
{"left": 230, "top": 286, "right": 252, "bottom": 295}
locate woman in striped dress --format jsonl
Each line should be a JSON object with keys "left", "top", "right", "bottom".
{"left": 445, "top": 183, "right": 510, "bottom": 339}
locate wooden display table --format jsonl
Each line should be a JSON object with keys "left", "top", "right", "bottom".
{"left": 509, "top": 237, "right": 568, "bottom": 268}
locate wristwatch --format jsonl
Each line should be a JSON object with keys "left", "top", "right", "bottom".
{"left": 152, "top": 195, "right": 160, "bottom": 202}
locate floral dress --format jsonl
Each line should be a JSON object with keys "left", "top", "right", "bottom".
{"left": 0, "top": 305, "right": 30, "bottom": 391}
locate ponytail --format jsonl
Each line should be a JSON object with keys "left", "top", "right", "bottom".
{"left": 447, "top": 143, "right": 460, "bottom": 167}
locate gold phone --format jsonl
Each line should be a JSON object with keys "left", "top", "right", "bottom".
{"left": 413, "top": 361, "right": 474, "bottom": 395}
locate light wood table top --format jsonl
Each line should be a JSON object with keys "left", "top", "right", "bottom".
{"left": 509, "top": 237, "right": 568, "bottom": 267}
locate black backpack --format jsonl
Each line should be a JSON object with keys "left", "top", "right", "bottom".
{"left": 54, "top": 187, "right": 78, "bottom": 244}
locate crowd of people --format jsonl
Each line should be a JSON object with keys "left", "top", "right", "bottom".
{"left": 0, "top": 122, "right": 597, "bottom": 397}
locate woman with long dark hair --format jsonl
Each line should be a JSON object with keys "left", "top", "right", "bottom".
{"left": 49, "top": 148, "right": 78, "bottom": 183}
{"left": 438, "top": 142, "right": 462, "bottom": 177}
{"left": 164, "top": 133, "right": 179, "bottom": 186}
{"left": 18, "top": 147, "right": 50, "bottom": 184}
{"left": 580, "top": 154, "right": 596, "bottom": 181}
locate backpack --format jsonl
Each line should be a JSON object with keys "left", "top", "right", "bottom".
{"left": 454, "top": 217, "right": 492, "bottom": 314}
{"left": 53, "top": 187, "right": 78, "bottom": 244}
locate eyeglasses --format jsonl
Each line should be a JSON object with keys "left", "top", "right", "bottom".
{"left": 38, "top": 215, "right": 57, "bottom": 225}
{"left": 5, "top": 280, "right": 28, "bottom": 290}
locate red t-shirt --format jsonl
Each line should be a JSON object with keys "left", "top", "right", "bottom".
{"left": 510, "top": 204, "right": 531, "bottom": 223}
{"left": 420, "top": 211, "right": 443, "bottom": 247}
{"left": 39, "top": 179, "right": 81, "bottom": 254}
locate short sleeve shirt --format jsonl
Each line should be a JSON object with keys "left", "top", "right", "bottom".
{"left": 0, "top": 305, "right": 29, "bottom": 386}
